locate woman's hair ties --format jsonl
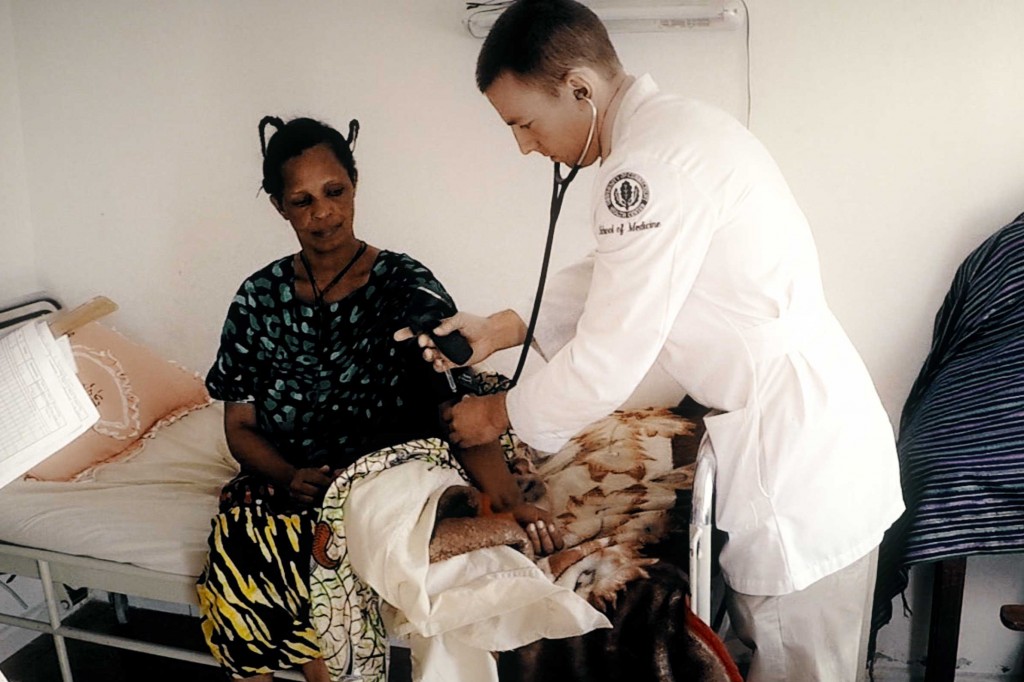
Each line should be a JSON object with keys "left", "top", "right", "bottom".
{"left": 346, "top": 119, "right": 360, "bottom": 152}
{"left": 258, "top": 115, "right": 286, "bottom": 159}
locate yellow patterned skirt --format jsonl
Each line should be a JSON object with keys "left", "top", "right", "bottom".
{"left": 195, "top": 504, "right": 321, "bottom": 677}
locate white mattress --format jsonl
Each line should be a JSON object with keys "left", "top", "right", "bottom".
{"left": 0, "top": 402, "right": 237, "bottom": 577}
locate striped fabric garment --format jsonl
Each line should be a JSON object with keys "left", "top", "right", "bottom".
{"left": 872, "top": 210, "right": 1024, "bottom": 642}
{"left": 196, "top": 505, "right": 321, "bottom": 677}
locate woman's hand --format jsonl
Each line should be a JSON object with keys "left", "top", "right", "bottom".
{"left": 442, "top": 393, "right": 510, "bottom": 447}
{"left": 394, "top": 309, "right": 526, "bottom": 372}
{"left": 512, "top": 504, "right": 564, "bottom": 556}
{"left": 288, "top": 465, "right": 334, "bottom": 507}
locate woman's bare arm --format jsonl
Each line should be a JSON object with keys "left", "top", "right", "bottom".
{"left": 223, "top": 402, "right": 332, "bottom": 507}
{"left": 456, "top": 441, "right": 523, "bottom": 512}
{"left": 455, "top": 440, "right": 564, "bottom": 555}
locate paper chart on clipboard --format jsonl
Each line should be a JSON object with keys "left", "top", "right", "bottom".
{"left": 0, "top": 320, "right": 99, "bottom": 489}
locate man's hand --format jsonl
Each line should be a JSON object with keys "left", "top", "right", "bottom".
{"left": 394, "top": 309, "right": 526, "bottom": 372}
{"left": 288, "top": 465, "right": 334, "bottom": 507}
{"left": 512, "top": 504, "right": 564, "bottom": 556}
{"left": 442, "top": 393, "right": 510, "bottom": 447}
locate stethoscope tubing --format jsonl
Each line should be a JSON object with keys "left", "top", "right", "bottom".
{"left": 509, "top": 97, "right": 598, "bottom": 387}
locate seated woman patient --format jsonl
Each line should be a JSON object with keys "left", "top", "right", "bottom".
{"left": 195, "top": 115, "right": 559, "bottom": 682}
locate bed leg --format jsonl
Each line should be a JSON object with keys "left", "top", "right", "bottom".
{"left": 689, "top": 453, "right": 716, "bottom": 625}
{"left": 38, "top": 559, "right": 75, "bottom": 682}
{"left": 110, "top": 593, "right": 130, "bottom": 625}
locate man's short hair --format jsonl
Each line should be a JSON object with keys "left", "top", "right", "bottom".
{"left": 476, "top": 0, "right": 622, "bottom": 93}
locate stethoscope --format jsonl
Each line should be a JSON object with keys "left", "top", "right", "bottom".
{"left": 508, "top": 93, "right": 598, "bottom": 387}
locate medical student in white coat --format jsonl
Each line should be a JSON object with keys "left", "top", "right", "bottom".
{"left": 399, "top": 1, "right": 904, "bottom": 679}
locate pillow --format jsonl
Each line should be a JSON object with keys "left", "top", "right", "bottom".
{"left": 25, "top": 321, "right": 212, "bottom": 482}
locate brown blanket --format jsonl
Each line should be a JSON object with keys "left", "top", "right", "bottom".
{"left": 429, "top": 407, "right": 696, "bottom": 581}
{"left": 430, "top": 403, "right": 740, "bottom": 682}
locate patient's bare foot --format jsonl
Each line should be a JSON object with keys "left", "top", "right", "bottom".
{"left": 430, "top": 515, "right": 533, "bottom": 563}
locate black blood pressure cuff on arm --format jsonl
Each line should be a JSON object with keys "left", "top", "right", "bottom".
{"left": 424, "top": 365, "right": 492, "bottom": 404}
{"left": 418, "top": 361, "right": 513, "bottom": 406}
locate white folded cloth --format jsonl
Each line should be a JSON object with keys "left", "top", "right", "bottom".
{"left": 346, "top": 459, "right": 610, "bottom": 682}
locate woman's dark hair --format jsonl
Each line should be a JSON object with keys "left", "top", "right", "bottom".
{"left": 258, "top": 116, "right": 360, "bottom": 200}
{"left": 475, "top": 0, "right": 621, "bottom": 94}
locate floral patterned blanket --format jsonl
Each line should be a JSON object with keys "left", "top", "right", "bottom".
{"left": 497, "top": 404, "right": 741, "bottom": 682}
{"left": 516, "top": 408, "right": 699, "bottom": 606}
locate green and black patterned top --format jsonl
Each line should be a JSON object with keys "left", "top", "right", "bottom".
{"left": 206, "top": 250, "right": 456, "bottom": 470}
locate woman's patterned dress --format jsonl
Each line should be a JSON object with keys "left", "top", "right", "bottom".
{"left": 196, "top": 250, "right": 457, "bottom": 676}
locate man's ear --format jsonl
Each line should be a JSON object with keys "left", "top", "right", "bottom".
{"left": 564, "top": 68, "right": 596, "bottom": 102}
{"left": 270, "top": 196, "right": 287, "bottom": 219}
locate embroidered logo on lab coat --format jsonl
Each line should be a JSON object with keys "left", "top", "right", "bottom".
{"left": 604, "top": 172, "right": 649, "bottom": 219}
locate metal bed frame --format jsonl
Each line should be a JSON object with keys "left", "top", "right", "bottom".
{"left": 0, "top": 293, "right": 719, "bottom": 681}
{"left": 689, "top": 453, "right": 717, "bottom": 625}
{"left": 0, "top": 293, "right": 323, "bottom": 680}
{"left": 0, "top": 543, "right": 242, "bottom": 680}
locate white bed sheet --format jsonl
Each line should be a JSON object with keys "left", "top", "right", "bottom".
{"left": 0, "top": 402, "right": 236, "bottom": 577}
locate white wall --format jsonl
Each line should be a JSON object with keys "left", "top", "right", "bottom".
{"left": 8, "top": 0, "right": 747, "bottom": 379}
{"left": 0, "top": 0, "right": 36, "bottom": 297}
{"left": 752, "top": 1, "right": 1024, "bottom": 422}
{"left": 5, "top": 0, "right": 1024, "bottom": 678}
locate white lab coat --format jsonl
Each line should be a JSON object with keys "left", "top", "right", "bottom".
{"left": 506, "top": 75, "right": 904, "bottom": 595}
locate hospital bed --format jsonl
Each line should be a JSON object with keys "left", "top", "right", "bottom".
{"left": 0, "top": 293, "right": 720, "bottom": 681}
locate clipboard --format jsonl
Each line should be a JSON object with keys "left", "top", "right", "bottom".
{"left": 47, "top": 296, "right": 118, "bottom": 337}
